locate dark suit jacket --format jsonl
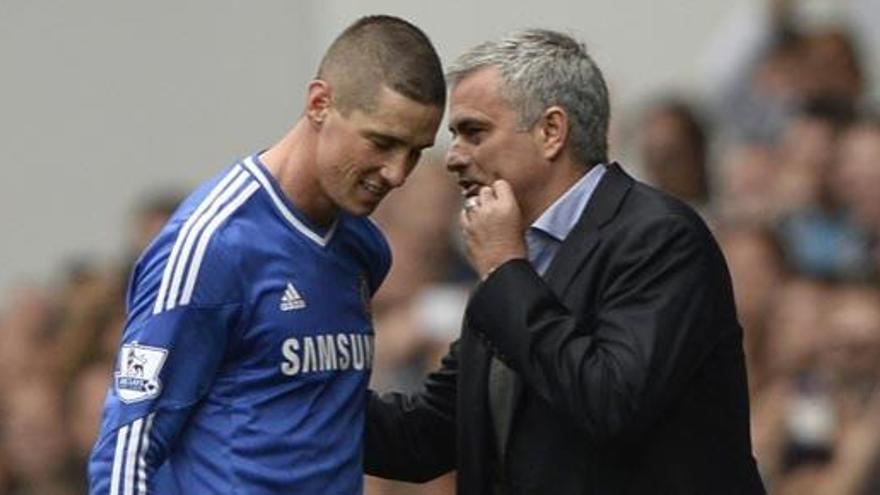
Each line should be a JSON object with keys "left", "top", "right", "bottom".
{"left": 365, "top": 164, "right": 765, "bottom": 494}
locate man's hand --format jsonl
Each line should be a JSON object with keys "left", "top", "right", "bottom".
{"left": 460, "top": 180, "right": 527, "bottom": 279}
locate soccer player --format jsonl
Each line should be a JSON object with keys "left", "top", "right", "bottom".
{"left": 88, "top": 16, "right": 445, "bottom": 495}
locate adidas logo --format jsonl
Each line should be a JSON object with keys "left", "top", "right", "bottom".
{"left": 280, "top": 282, "right": 306, "bottom": 311}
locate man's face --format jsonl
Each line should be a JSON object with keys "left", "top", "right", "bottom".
{"left": 824, "top": 292, "right": 880, "bottom": 382}
{"left": 836, "top": 127, "right": 880, "bottom": 224}
{"left": 315, "top": 85, "right": 442, "bottom": 217}
{"left": 446, "top": 67, "right": 545, "bottom": 218}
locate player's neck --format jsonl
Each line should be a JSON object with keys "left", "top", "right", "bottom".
{"left": 260, "top": 120, "right": 339, "bottom": 228}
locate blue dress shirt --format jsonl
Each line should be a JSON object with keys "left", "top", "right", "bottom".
{"left": 525, "top": 164, "right": 606, "bottom": 275}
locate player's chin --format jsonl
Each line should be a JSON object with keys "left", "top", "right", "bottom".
{"left": 341, "top": 197, "right": 382, "bottom": 217}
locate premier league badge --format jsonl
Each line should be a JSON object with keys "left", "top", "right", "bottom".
{"left": 115, "top": 342, "right": 167, "bottom": 403}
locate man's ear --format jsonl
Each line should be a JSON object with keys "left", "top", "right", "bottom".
{"left": 536, "top": 106, "right": 569, "bottom": 161}
{"left": 306, "top": 80, "right": 332, "bottom": 127}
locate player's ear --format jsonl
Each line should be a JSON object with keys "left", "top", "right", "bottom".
{"left": 535, "top": 105, "right": 568, "bottom": 161}
{"left": 306, "top": 80, "right": 332, "bottom": 127}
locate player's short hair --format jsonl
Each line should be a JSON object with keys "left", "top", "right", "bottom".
{"left": 317, "top": 16, "right": 445, "bottom": 115}
{"left": 447, "top": 29, "right": 610, "bottom": 166}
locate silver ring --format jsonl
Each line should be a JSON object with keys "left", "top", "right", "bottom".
{"left": 464, "top": 196, "right": 480, "bottom": 212}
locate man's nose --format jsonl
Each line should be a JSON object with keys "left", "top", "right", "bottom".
{"left": 380, "top": 156, "right": 408, "bottom": 188}
{"left": 445, "top": 149, "right": 470, "bottom": 173}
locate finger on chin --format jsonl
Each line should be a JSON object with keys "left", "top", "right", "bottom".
{"left": 493, "top": 180, "right": 514, "bottom": 201}
{"left": 459, "top": 209, "right": 471, "bottom": 228}
{"left": 479, "top": 185, "right": 495, "bottom": 203}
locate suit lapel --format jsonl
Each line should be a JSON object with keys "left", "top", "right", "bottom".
{"left": 502, "top": 163, "right": 634, "bottom": 446}
{"left": 543, "top": 163, "right": 633, "bottom": 295}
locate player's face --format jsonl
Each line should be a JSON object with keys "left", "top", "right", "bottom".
{"left": 446, "top": 67, "right": 546, "bottom": 221}
{"left": 316, "top": 86, "right": 443, "bottom": 217}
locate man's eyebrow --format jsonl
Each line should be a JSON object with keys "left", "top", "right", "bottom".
{"left": 362, "top": 130, "right": 406, "bottom": 146}
{"left": 448, "top": 117, "right": 485, "bottom": 132}
{"left": 363, "top": 130, "right": 401, "bottom": 141}
{"left": 363, "top": 130, "right": 434, "bottom": 149}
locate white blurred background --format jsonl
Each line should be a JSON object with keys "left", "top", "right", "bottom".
{"left": 2, "top": 0, "right": 876, "bottom": 296}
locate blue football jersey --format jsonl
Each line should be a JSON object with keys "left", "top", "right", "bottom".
{"left": 89, "top": 153, "right": 391, "bottom": 494}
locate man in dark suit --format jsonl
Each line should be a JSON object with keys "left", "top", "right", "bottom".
{"left": 365, "top": 29, "right": 765, "bottom": 494}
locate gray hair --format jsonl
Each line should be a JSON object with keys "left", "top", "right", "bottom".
{"left": 447, "top": 29, "right": 609, "bottom": 166}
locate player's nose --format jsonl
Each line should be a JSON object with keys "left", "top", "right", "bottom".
{"left": 380, "top": 159, "right": 407, "bottom": 189}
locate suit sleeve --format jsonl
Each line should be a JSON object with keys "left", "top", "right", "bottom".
{"left": 88, "top": 235, "right": 244, "bottom": 494}
{"left": 466, "top": 214, "right": 735, "bottom": 444}
{"left": 364, "top": 340, "right": 459, "bottom": 482}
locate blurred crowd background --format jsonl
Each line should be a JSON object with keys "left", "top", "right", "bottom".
{"left": 2, "top": 1, "right": 880, "bottom": 494}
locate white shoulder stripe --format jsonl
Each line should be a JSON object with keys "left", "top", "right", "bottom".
{"left": 123, "top": 417, "right": 144, "bottom": 495}
{"left": 180, "top": 180, "right": 260, "bottom": 305}
{"left": 136, "top": 413, "right": 155, "bottom": 495}
{"left": 153, "top": 165, "right": 244, "bottom": 315}
{"left": 110, "top": 424, "right": 130, "bottom": 495}
{"left": 242, "top": 155, "right": 338, "bottom": 247}
{"left": 164, "top": 171, "right": 252, "bottom": 312}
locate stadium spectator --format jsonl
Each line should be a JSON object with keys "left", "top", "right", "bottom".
{"left": 717, "top": 226, "right": 786, "bottom": 393}
{"left": 636, "top": 98, "right": 712, "bottom": 213}
{"left": 752, "top": 286, "right": 880, "bottom": 494}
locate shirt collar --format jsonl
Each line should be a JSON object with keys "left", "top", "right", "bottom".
{"left": 531, "top": 164, "right": 606, "bottom": 241}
